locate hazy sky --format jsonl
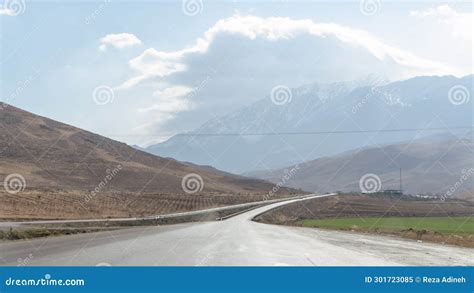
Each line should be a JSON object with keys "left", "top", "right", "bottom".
{"left": 1, "top": 0, "right": 472, "bottom": 146}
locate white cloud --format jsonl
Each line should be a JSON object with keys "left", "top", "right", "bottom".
{"left": 112, "top": 13, "right": 465, "bottom": 146}
{"left": 0, "top": 8, "right": 16, "bottom": 16}
{"left": 116, "top": 48, "right": 187, "bottom": 89}
{"left": 135, "top": 86, "right": 194, "bottom": 140}
{"left": 0, "top": 0, "right": 26, "bottom": 16}
{"left": 153, "top": 86, "right": 193, "bottom": 99}
{"left": 410, "top": 5, "right": 472, "bottom": 43}
{"left": 138, "top": 86, "right": 193, "bottom": 113}
{"left": 99, "top": 33, "right": 142, "bottom": 51}
{"left": 118, "top": 13, "right": 455, "bottom": 89}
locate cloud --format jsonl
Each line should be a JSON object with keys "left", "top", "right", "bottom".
{"left": 117, "top": 48, "right": 187, "bottom": 89}
{"left": 113, "top": 13, "right": 463, "bottom": 146}
{"left": 0, "top": 0, "right": 26, "bottom": 16}
{"left": 118, "top": 13, "right": 455, "bottom": 90}
{"left": 138, "top": 86, "right": 194, "bottom": 114}
{"left": 133, "top": 86, "right": 194, "bottom": 143}
{"left": 99, "top": 33, "right": 142, "bottom": 51}
{"left": 0, "top": 8, "right": 16, "bottom": 16}
{"left": 410, "top": 5, "right": 472, "bottom": 42}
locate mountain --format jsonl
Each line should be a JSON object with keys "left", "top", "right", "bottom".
{"left": 250, "top": 135, "right": 474, "bottom": 197}
{"left": 145, "top": 75, "right": 473, "bottom": 173}
{"left": 0, "top": 103, "right": 298, "bottom": 220}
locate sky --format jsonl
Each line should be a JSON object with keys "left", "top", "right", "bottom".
{"left": 1, "top": 0, "right": 473, "bottom": 147}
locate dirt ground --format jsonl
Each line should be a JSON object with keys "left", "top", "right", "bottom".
{"left": 254, "top": 193, "right": 474, "bottom": 247}
{"left": 0, "top": 189, "right": 291, "bottom": 220}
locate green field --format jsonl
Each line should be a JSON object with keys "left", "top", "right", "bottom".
{"left": 300, "top": 217, "right": 474, "bottom": 234}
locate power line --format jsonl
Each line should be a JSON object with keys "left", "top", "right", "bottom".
{"left": 175, "top": 126, "right": 474, "bottom": 137}
{"left": 106, "top": 126, "right": 474, "bottom": 138}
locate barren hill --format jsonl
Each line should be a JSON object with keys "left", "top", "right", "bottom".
{"left": 0, "top": 103, "right": 297, "bottom": 219}
{"left": 250, "top": 136, "right": 474, "bottom": 197}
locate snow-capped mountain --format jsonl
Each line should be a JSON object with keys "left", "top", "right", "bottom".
{"left": 145, "top": 75, "right": 473, "bottom": 173}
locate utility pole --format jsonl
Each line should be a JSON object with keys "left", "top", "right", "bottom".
{"left": 399, "top": 168, "right": 402, "bottom": 194}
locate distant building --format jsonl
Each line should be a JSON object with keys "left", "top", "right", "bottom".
{"left": 382, "top": 189, "right": 403, "bottom": 195}
{"left": 414, "top": 194, "right": 438, "bottom": 199}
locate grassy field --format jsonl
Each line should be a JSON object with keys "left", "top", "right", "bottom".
{"left": 254, "top": 195, "right": 474, "bottom": 247}
{"left": 300, "top": 217, "right": 474, "bottom": 235}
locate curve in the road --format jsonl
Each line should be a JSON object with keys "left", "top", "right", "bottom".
{"left": 0, "top": 193, "right": 472, "bottom": 266}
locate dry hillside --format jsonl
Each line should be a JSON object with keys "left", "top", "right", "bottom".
{"left": 0, "top": 103, "right": 299, "bottom": 219}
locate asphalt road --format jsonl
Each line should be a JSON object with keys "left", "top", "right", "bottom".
{"left": 0, "top": 194, "right": 312, "bottom": 228}
{"left": 1, "top": 194, "right": 472, "bottom": 266}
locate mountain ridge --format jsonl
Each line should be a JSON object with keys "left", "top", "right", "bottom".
{"left": 249, "top": 135, "right": 474, "bottom": 197}
{"left": 145, "top": 74, "right": 474, "bottom": 173}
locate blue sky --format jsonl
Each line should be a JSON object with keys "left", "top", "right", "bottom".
{"left": 1, "top": 0, "right": 472, "bottom": 146}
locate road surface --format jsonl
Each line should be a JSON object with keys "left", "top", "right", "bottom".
{"left": 1, "top": 194, "right": 472, "bottom": 266}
